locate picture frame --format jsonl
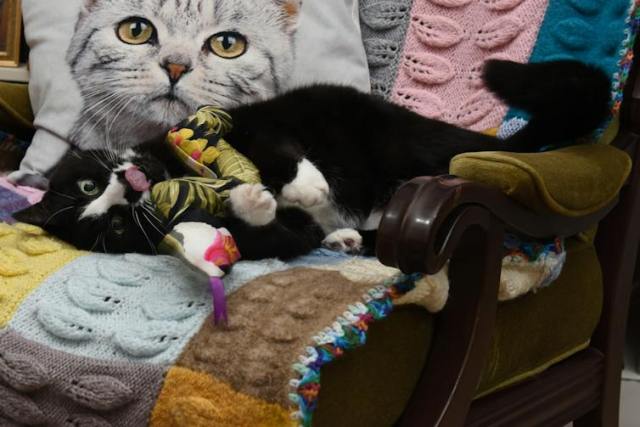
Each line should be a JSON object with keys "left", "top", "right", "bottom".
{"left": 0, "top": 0, "right": 22, "bottom": 68}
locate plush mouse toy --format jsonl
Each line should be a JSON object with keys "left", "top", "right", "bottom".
{"left": 159, "top": 222, "right": 240, "bottom": 325}
{"left": 152, "top": 106, "right": 260, "bottom": 325}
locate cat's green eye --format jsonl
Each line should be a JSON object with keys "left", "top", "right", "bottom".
{"left": 117, "top": 17, "right": 155, "bottom": 45}
{"left": 111, "top": 216, "right": 126, "bottom": 235}
{"left": 208, "top": 32, "right": 247, "bottom": 59}
{"left": 78, "top": 179, "right": 101, "bottom": 196}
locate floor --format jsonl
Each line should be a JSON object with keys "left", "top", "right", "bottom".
{"left": 621, "top": 379, "right": 640, "bottom": 427}
{"left": 563, "top": 380, "right": 639, "bottom": 426}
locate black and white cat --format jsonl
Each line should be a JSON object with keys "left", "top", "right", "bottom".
{"left": 15, "top": 60, "right": 612, "bottom": 260}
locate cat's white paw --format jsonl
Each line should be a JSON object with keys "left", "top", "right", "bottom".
{"left": 281, "top": 183, "right": 329, "bottom": 208}
{"left": 281, "top": 158, "right": 330, "bottom": 208}
{"left": 323, "top": 229, "right": 363, "bottom": 254}
{"left": 229, "top": 184, "right": 277, "bottom": 226}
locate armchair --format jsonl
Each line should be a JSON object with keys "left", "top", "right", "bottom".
{"left": 0, "top": 31, "right": 638, "bottom": 427}
{"left": 370, "top": 35, "right": 640, "bottom": 427}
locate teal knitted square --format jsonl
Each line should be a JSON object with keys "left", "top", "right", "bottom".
{"left": 504, "top": 0, "right": 637, "bottom": 129}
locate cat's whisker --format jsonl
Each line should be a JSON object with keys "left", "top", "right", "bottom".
{"left": 43, "top": 205, "right": 75, "bottom": 227}
{"left": 101, "top": 233, "right": 108, "bottom": 253}
{"left": 48, "top": 189, "right": 78, "bottom": 201}
{"left": 95, "top": 95, "right": 129, "bottom": 153}
{"left": 89, "top": 232, "right": 103, "bottom": 252}
{"left": 133, "top": 208, "right": 157, "bottom": 255}
{"left": 79, "top": 91, "right": 125, "bottom": 117}
{"left": 74, "top": 93, "right": 129, "bottom": 147}
{"left": 140, "top": 209, "right": 166, "bottom": 238}
{"left": 86, "top": 151, "right": 112, "bottom": 172}
{"left": 141, "top": 204, "right": 164, "bottom": 224}
{"left": 105, "top": 97, "right": 136, "bottom": 155}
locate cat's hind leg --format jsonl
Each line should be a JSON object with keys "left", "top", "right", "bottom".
{"left": 221, "top": 208, "right": 325, "bottom": 261}
{"left": 322, "top": 229, "right": 378, "bottom": 256}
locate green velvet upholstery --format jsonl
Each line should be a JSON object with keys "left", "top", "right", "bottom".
{"left": 451, "top": 145, "right": 632, "bottom": 216}
{"left": 315, "top": 237, "right": 602, "bottom": 426}
{"left": 0, "top": 82, "right": 33, "bottom": 133}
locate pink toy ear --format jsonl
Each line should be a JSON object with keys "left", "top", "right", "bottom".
{"left": 204, "top": 230, "right": 241, "bottom": 268}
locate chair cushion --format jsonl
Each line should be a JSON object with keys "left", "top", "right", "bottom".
{"left": 314, "top": 237, "right": 603, "bottom": 426}
{"left": 450, "top": 145, "right": 632, "bottom": 216}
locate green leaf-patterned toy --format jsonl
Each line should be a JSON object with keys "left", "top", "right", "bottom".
{"left": 152, "top": 106, "right": 261, "bottom": 224}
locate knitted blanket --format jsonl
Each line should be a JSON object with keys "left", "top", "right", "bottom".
{"left": 0, "top": 183, "right": 565, "bottom": 426}
{"left": 361, "top": 0, "right": 640, "bottom": 133}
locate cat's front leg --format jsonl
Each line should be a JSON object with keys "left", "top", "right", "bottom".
{"left": 228, "top": 183, "right": 277, "bottom": 226}
{"left": 279, "top": 158, "right": 330, "bottom": 209}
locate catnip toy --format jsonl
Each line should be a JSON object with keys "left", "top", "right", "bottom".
{"left": 153, "top": 106, "right": 261, "bottom": 224}
{"left": 151, "top": 106, "right": 260, "bottom": 325}
{"left": 158, "top": 222, "right": 240, "bottom": 325}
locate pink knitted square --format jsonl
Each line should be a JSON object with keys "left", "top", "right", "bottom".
{"left": 391, "top": 0, "right": 549, "bottom": 131}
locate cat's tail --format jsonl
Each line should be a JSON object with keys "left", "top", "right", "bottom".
{"left": 482, "top": 59, "right": 612, "bottom": 151}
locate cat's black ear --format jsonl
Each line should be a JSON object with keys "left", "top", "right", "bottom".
{"left": 12, "top": 203, "right": 49, "bottom": 227}
{"left": 12, "top": 200, "right": 64, "bottom": 228}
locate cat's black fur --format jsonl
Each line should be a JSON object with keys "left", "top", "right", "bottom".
{"left": 15, "top": 60, "right": 612, "bottom": 260}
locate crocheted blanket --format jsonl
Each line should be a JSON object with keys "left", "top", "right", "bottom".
{"left": 361, "top": 0, "right": 640, "bottom": 133}
{"left": 0, "top": 182, "right": 565, "bottom": 426}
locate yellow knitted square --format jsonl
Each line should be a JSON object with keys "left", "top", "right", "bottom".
{"left": 0, "top": 223, "right": 84, "bottom": 327}
{"left": 150, "top": 367, "right": 294, "bottom": 427}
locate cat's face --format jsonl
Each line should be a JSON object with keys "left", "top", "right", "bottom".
{"left": 14, "top": 149, "right": 169, "bottom": 254}
{"left": 66, "top": 0, "right": 301, "bottom": 144}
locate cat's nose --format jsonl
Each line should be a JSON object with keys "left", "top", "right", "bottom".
{"left": 163, "top": 62, "right": 190, "bottom": 84}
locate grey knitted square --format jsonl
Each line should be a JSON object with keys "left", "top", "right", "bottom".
{"left": 360, "top": 0, "right": 415, "bottom": 98}
{"left": 0, "top": 329, "right": 165, "bottom": 426}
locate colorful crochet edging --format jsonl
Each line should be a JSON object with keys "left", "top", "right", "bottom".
{"left": 612, "top": 0, "right": 640, "bottom": 116}
{"left": 288, "top": 273, "right": 420, "bottom": 427}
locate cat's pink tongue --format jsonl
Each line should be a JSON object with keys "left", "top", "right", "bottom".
{"left": 125, "top": 166, "right": 151, "bottom": 192}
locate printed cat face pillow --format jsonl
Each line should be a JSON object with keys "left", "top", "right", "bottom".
{"left": 12, "top": 0, "right": 370, "bottom": 187}
{"left": 7, "top": 0, "right": 297, "bottom": 186}
{"left": 66, "top": 0, "right": 300, "bottom": 152}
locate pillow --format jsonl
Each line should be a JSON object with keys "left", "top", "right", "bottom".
{"left": 288, "top": 0, "right": 371, "bottom": 92}
{"left": 10, "top": 0, "right": 370, "bottom": 187}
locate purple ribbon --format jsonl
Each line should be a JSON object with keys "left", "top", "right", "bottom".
{"left": 209, "top": 277, "right": 228, "bottom": 326}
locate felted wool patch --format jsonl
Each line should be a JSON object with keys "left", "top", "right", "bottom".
{"left": 176, "top": 268, "right": 375, "bottom": 406}
{"left": 0, "top": 329, "right": 164, "bottom": 426}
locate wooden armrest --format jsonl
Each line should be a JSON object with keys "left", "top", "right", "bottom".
{"left": 377, "top": 175, "right": 616, "bottom": 275}
{"left": 375, "top": 175, "right": 617, "bottom": 427}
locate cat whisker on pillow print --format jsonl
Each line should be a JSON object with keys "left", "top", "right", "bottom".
{"left": 65, "top": 0, "right": 301, "bottom": 151}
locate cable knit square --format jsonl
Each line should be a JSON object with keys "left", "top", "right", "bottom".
{"left": 8, "top": 253, "right": 212, "bottom": 365}
{"left": 0, "top": 329, "right": 164, "bottom": 426}
{"left": 0, "top": 223, "right": 83, "bottom": 328}
{"left": 389, "top": 0, "right": 549, "bottom": 131}
{"left": 361, "top": 0, "right": 415, "bottom": 98}
{"left": 503, "top": 0, "right": 634, "bottom": 124}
